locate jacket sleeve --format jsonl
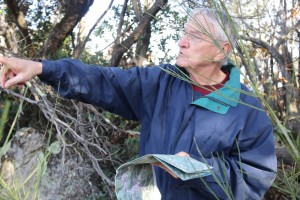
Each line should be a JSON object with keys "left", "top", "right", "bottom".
{"left": 38, "top": 58, "right": 161, "bottom": 120}
{"left": 186, "top": 101, "right": 277, "bottom": 199}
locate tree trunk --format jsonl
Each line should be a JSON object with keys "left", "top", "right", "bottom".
{"left": 73, "top": 0, "right": 114, "bottom": 59}
{"left": 4, "top": 0, "right": 34, "bottom": 56}
{"left": 42, "top": 0, "right": 94, "bottom": 58}
{"left": 110, "top": 0, "right": 168, "bottom": 66}
{"left": 135, "top": 19, "right": 152, "bottom": 66}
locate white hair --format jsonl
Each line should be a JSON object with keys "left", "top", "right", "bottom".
{"left": 188, "top": 7, "right": 237, "bottom": 49}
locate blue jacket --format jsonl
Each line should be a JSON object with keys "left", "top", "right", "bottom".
{"left": 39, "top": 59, "right": 277, "bottom": 200}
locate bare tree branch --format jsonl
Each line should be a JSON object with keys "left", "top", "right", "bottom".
{"left": 110, "top": 0, "right": 168, "bottom": 66}
{"left": 114, "top": 0, "right": 130, "bottom": 49}
{"left": 73, "top": 0, "right": 115, "bottom": 58}
{"left": 275, "top": 19, "right": 300, "bottom": 49}
{"left": 42, "top": 0, "right": 94, "bottom": 58}
{"left": 4, "top": 0, "right": 34, "bottom": 56}
{"left": 131, "top": 0, "right": 142, "bottom": 20}
{"left": 240, "top": 35, "right": 285, "bottom": 66}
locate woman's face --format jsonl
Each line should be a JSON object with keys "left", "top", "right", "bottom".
{"left": 176, "top": 15, "right": 225, "bottom": 70}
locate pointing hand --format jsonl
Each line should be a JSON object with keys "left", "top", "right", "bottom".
{"left": 0, "top": 56, "right": 42, "bottom": 89}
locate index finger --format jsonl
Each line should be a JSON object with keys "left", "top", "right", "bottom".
{"left": 0, "top": 63, "right": 12, "bottom": 88}
{"left": 0, "top": 63, "right": 11, "bottom": 77}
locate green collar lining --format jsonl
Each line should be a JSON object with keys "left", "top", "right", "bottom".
{"left": 191, "top": 64, "right": 241, "bottom": 114}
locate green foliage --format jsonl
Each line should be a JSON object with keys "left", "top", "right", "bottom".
{"left": 272, "top": 165, "right": 300, "bottom": 199}
{"left": 0, "top": 91, "right": 22, "bottom": 144}
{"left": 124, "top": 136, "right": 139, "bottom": 160}
{"left": 0, "top": 99, "right": 10, "bottom": 142}
{"left": 81, "top": 51, "right": 110, "bottom": 66}
{"left": 94, "top": 20, "right": 110, "bottom": 36}
{"left": 53, "top": 36, "right": 74, "bottom": 59}
{"left": 0, "top": 90, "right": 43, "bottom": 200}
{"left": 26, "top": 1, "right": 59, "bottom": 55}
{"left": 274, "top": 125, "right": 300, "bottom": 167}
{"left": 0, "top": 141, "right": 60, "bottom": 200}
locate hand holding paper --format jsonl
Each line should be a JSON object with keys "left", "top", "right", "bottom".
{"left": 115, "top": 154, "right": 212, "bottom": 200}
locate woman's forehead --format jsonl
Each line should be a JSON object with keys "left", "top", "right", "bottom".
{"left": 185, "top": 15, "right": 212, "bottom": 30}
{"left": 184, "top": 20, "right": 211, "bottom": 35}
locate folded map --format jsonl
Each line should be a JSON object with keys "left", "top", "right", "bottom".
{"left": 115, "top": 154, "right": 212, "bottom": 200}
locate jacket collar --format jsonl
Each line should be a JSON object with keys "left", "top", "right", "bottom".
{"left": 191, "top": 63, "right": 241, "bottom": 114}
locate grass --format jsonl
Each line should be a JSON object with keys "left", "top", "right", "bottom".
{"left": 0, "top": 89, "right": 47, "bottom": 200}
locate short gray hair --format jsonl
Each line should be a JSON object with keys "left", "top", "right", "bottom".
{"left": 188, "top": 7, "right": 237, "bottom": 49}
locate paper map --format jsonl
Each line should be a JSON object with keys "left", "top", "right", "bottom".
{"left": 115, "top": 154, "right": 212, "bottom": 200}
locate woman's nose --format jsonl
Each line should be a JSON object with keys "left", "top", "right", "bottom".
{"left": 178, "top": 35, "right": 189, "bottom": 48}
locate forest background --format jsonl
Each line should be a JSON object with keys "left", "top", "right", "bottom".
{"left": 0, "top": 0, "right": 299, "bottom": 199}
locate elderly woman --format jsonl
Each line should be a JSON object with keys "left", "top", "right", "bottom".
{"left": 0, "top": 7, "right": 276, "bottom": 200}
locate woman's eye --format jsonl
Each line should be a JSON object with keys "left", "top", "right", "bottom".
{"left": 180, "top": 30, "right": 203, "bottom": 41}
{"left": 188, "top": 33, "right": 202, "bottom": 40}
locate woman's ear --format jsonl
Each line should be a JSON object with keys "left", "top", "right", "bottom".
{"left": 222, "top": 42, "right": 231, "bottom": 54}
{"left": 215, "top": 42, "right": 231, "bottom": 61}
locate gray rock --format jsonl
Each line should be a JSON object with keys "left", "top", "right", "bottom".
{"left": 1, "top": 127, "right": 101, "bottom": 200}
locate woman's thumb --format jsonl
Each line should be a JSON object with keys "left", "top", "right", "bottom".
{"left": 4, "top": 74, "right": 23, "bottom": 88}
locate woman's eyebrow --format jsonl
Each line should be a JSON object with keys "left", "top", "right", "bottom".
{"left": 187, "top": 30, "right": 204, "bottom": 36}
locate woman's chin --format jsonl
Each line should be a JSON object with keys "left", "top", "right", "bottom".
{"left": 175, "top": 59, "right": 187, "bottom": 68}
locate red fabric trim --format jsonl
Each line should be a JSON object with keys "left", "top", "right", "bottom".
{"left": 192, "top": 71, "right": 229, "bottom": 95}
